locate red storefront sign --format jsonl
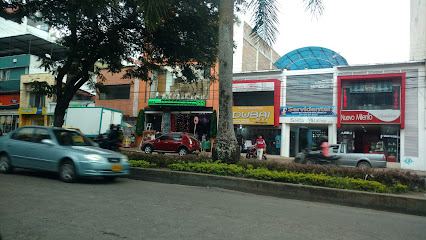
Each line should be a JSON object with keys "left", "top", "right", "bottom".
{"left": 337, "top": 73, "right": 405, "bottom": 128}
{"left": 0, "top": 94, "right": 20, "bottom": 106}
{"left": 340, "top": 110, "right": 401, "bottom": 124}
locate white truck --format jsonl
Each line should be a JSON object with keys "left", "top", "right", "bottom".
{"left": 64, "top": 107, "right": 123, "bottom": 138}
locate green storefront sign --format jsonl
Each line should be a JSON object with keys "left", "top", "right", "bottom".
{"left": 148, "top": 99, "right": 206, "bottom": 107}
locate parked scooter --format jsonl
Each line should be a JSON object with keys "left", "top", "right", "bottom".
{"left": 246, "top": 146, "right": 267, "bottom": 160}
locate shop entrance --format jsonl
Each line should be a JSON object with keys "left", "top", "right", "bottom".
{"left": 338, "top": 125, "right": 400, "bottom": 162}
{"left": 234, "top": 125, "right": 281, "bottom": 155}
{"left": 172, "top": 113, "right": 211, "bottom": 140}
{"left": 290, "top": 125, "right": 328, "bottom": 157}
{"left": 146, "top": 114, "right": 162, "bottom": 132}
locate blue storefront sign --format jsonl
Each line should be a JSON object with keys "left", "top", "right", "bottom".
{"left": 280, "top": 106, "right": 336, "bottom": 117}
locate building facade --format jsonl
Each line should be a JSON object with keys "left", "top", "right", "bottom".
{"left": 232, "top": 70, "right": 282, "bottom": 155}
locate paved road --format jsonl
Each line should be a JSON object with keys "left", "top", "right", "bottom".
{"left": 1, "top": 169, "right": 425, "bottom": 240}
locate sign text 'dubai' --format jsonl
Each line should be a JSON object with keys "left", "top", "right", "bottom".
{"left": 233, "top": 106, "right": 274, "bottom": 125}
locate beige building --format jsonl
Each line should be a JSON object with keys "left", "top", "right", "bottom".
{"left": 233, "top": 21, "right": 281, "bottom": 73}
{"left": 19, "top": 73, "right": 55, "bottom": 126}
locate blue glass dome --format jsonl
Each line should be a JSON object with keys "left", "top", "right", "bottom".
{"left": 274, "top": 46, "right": 348, "bottom": 70}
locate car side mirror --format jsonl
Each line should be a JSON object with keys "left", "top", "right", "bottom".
{"left": 41, "top": 139, "right": 55, "bottom": 146}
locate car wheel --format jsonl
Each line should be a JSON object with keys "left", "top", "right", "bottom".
{"left": 104, "top": 176, "right": 116, "bottom": 182}
{"left": 357, "top": 161, "right": 372, "bottom": 169}
{"left": 144, "top": 145, "right": 153, "bottom": 154}
{"left": 59, "top": 160, "right": 77, "bottom": 183}
{"left": 0, "top": 154, "right": 13, "bottom": 174}
{"left": 178, "top": 148, "right": 188, "bottom": 156}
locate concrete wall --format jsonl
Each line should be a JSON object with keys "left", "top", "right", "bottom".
{"left": 234, "top": 21, "right": 281, "bottom": 73}
{"left": 410, "top": 0, "right": 426, "bottom": 61}
{"left": 0, "top": 16, "right": 55, "bottom": 41}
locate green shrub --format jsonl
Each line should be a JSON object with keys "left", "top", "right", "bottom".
{"left": 240, "top": 160, "right": 425, "bottom": 191}
{"left": 169, "top": 160, "right": 245, "bottom": 177}
{"left": 168, "top": 161, "right": 407, "bottom": 193}
{"left": 129, "top": 160, "right": 157, "bottom": 168}
{"left": 123, "top": 151, "right": 424, "bottom": 192}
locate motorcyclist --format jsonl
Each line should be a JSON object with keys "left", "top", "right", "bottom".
{"left": 106, "top": 124, "right": 120, "bottom": 151}
{"left": 319, "top": 136, "right": 330, "bottom": 158}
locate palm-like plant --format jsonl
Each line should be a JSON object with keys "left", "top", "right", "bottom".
{"left": 212, "top": 0, "right": 324, "bottom": 162}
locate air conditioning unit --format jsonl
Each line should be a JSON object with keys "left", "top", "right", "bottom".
{"left": 13, "top": 59, "right": 17, "bottom": 63}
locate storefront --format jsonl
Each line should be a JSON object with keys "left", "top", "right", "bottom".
{"left": 145, "top": 99, "right": 213, "bottom": 140}
{"left": 337, "top": 73, "right": 405, "bottom": 162}
{"left": 19, "top": 107, "right": 49, "bottom": 126}
{"left": 0, "top": 93, "right": 20, "bottom": 134}
{"left": 280, "top": 73, "right": 336, "bottom": 157}
{"left": 232, "top": 79, "right": 281, "bottom": 155}
{"left": 280, "top": 106, "right": 337, "bottom": 156}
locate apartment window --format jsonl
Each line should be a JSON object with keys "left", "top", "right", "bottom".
{"left": 99, "top": 84, "right": 130, "bottom": 100}
{"left": 29, "top": 92, "right": 46, "bottom": 108}
{"left": 0, "top": 69, "right": 10, "bottom": 81}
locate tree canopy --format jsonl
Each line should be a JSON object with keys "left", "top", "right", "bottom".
{"left": 1, "top": 0, "right": 219, "bottom": 126}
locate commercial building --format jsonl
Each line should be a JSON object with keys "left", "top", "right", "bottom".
{"left": 0, "top": 15, "right": 63, "bottom": 133}
{"left": 97, "top": 21, "right": 280, "bottom": 141}
{"left": 232, "top": 71, "right": 282, "bottom": 155}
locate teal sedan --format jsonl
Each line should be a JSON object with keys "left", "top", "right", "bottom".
{"left": 0, "top": 126, "right": 130, "bottom": 182}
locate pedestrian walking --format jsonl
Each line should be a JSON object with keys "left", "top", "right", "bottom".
{"left": 255, "top": 135, "right": 266, "bottom": 160}
{"left": 130, "top": 134, "right": 135, "bottom": 148}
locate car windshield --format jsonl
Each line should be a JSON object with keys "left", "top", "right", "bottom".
{"left": 53, "top": 129, "right": 94, "bottom": 146}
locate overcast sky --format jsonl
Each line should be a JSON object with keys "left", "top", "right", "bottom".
{"left": 268, "top": 0, "right": 410, "bottom": 65}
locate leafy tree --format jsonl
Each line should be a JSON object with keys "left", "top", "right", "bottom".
{"left": 1, "top": 0, "right": 219, "bottom": 127}
{"left": 212, "top": 0, "right": 324, "bottom": 162}
{"left": 135, "top": 109, "right": 145, "bottom": 136}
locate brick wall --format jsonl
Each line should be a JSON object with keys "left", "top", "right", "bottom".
{"left": 96, "top": 67, "right": 150, "bottom": 117}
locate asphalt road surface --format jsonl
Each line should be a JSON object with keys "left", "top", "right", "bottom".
{"left": 1, "top": 169, "right": 425, "bottom": 240}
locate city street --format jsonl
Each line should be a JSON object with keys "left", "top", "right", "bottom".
{"left": 1, "top": 169, "right": 425, "bottom": 240}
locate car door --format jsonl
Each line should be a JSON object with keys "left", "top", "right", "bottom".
{"left": 153, "top": 134, "right": 171, "bottom": 151}
{"left": 31, "top": 128, "right": 59, "bottom": 171}
{"left": 169, "top": 134, "right": 184, "bottom": 152}
{"left": 7, "top": 127, "right": 35, "bottom": 168}
{"left": 335, "top": 144, "right": 351, "bottom": 167}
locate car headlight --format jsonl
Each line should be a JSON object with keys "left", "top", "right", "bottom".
{"left": 122, "top": 155, "right": 129, "bottom": 162}
{"left": 84, "top": 154, "right": 105, "bottom": 161}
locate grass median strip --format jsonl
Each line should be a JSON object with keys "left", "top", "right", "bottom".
{"left": 129, "top": 159, "right": 409, "bottom": 194}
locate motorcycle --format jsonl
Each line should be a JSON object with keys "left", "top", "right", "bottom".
{"left": 295, "top": 148, "right": 340, "bottom": 166}
{"left": 94, "top": 135, "right": 122, "bottom": 152}
{"left": 246, "top": 146, "right": 267, "bottom": 160}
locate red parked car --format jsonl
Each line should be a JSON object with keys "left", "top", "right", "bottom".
{"left": 141, "top": 132, "right": 201, "bottom": 156}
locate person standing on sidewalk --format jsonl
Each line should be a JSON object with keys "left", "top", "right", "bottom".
{"left": 255, "top": 135, "right": 266, "bottom": 160}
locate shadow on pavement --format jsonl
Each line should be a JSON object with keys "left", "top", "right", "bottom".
{"left": 8, "top": 168, "right": 125, "bottom": 185}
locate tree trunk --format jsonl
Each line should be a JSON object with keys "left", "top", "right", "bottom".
{"left": 53, "top": 84, "right": 75, "bottom": 127}
{"left": 212, "top": 0, "right": 240, "bottom": 163}
{"left": 53, "top": 99, "right": 68, "bottom": 127}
